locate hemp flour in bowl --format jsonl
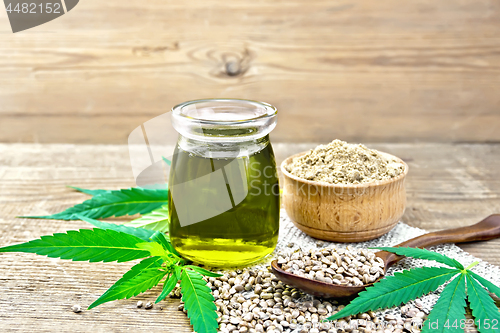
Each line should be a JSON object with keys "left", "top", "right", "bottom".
{"left": 281, "top": 140, "right": 408, "bottom": 242}
{"left": 285, "top": 139, "right": 405, "bottom": 185}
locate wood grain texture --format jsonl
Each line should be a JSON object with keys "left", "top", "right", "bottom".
{"left": 1, "top": 1, "right": 500, "bottom": 143}
{"left": 0, "top": 143, "right": 499, "bottom": 332}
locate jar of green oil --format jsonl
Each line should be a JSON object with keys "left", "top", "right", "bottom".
{"left": 168, "top": 99, "right": 280, "bottom": 267}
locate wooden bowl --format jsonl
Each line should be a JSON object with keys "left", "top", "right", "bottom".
{"left": 281, "top": 151, "right": 408, "bottom": 242}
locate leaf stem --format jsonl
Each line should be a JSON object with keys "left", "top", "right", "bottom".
{"left": 465, "top": 261, "right": 480, "bottom": 271}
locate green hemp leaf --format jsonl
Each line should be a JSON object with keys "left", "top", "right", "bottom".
{"left": 88, "top": 256, "right": 166, "bottom": 309}
{"left": 0, "top": 228, "right": 156, "bottom": 262}
{"left": 124, "top": 205, "right": 169, "bottom": 232}
{"left": 325, "top": 247, "right": 500, "bottom": 333}
{"left": 76, "top": 214, "right": 156, "bottom": 242}
{"left": 1, "top": 184, "right": 223, "bottom": 333}
{"left": 422, "top": 274, "right": 467, "bottom": 333}
{"left": 465, "top": 273, "right": 500, "bottom": 333}
{"left": 0, "top": 227, "right": 221, "bottom": 333}
{"left": 68, "top": 186, "right": 111, "bottom": 196}
{"left": 181, "top": 269, "right": 219, "bottom": 333}
{"left": 21, "top": 187, "right": 168, "bottom": 220}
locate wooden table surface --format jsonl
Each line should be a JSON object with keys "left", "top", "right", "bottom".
{"left": 0, "top": 142, "right": 499, "bottom": 332}
{"left": 1, "top": 0, "right": 500, "bottom": 144}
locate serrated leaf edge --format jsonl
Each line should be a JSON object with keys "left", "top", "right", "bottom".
{"left": 22, "top": 188, "right": 168, "bottom": 220}
{"left": 421, "top": 273, "right": 467, "bottom": 333}
{"left": 0, "top": 228, "right": 154, "bottom": 263}
{"left": 465, "top": 273, "right": 500, "bottom": 333}
{"left": 371, "top": 247, "right": 464, "bottom": 270}
{"left": 88, "top": 256, "right": 164, "bottom": 309}
{"left": 181, "top": 269, "right": 218, "bottom": 333}
{"left": 325, "top": 267, "right": 460, "bottom": 322}
{"left": 467, "top": 271, "right": 500, "bottom": 299}
{"left": 124, "top": 205, "right": 169, "bottom": 232}
{"left": 88, "top": 267, "right": 167, "bottom": 309}
{"left": 156, "top": 272, "right": 178, "bottom": 303}
{"left": 76, "top": 214, "right": 155, "bottom": 242}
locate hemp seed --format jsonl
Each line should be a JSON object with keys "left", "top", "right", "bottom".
{"left": 71, "top": 304, "right": 82, "bottom": 313}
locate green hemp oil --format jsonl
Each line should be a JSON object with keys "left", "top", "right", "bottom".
{"left": 168, "top": 135, "right": 280, "bottom": 267}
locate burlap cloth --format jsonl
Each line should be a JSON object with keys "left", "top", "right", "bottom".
{"left": 269, "top": 210, "right": 500, "bottom": 322}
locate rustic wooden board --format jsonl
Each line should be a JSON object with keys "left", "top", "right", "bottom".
{"left": 0, "top": 143, "right": 499, "bottom": 332}
{"left": 1, "top": 1, "right": 500, "bottom": 143}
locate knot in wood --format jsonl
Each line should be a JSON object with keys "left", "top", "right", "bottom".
{"left": 225, "top": 60, "right": 241, "bottom": 77}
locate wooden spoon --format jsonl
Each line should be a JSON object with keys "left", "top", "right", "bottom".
{"left": 271, "top": 214, "right": 500, "bottom": 298}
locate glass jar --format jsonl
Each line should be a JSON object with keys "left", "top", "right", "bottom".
{"left": 168, "top": 99, "right": 280, "bottom": 267}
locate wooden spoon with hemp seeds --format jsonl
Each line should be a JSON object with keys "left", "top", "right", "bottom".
{"left": 271, "top": 214, "right": 500, "bottom": 298}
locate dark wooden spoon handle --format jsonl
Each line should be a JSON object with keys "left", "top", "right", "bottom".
{"left": 378, "top": 214, "right": 500, "bottom": 268}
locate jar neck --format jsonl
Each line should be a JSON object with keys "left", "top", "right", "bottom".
{"left": 177, "top": 134, "right": 270, "bottom": 159}
{"left": 171, "top": 99, "right": 277, "bottom": 143}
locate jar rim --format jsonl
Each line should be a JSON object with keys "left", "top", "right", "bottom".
{"left": 172, "top": 98, "right": 277, "bottom": 124}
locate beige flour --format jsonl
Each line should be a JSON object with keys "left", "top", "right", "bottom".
{"left": 285, "top": 140, "right": 405, "bottom": 185}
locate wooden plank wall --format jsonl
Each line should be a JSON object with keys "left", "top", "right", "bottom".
{"left": 0, "top": 0, "right": 499, "bottom": 144}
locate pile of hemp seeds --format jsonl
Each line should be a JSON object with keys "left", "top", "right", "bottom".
{"left": 276, "top": 246, "right": 385, "bottom": 287}
{"left": 170, "top": 245, "right": 425, "bottom": 333}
